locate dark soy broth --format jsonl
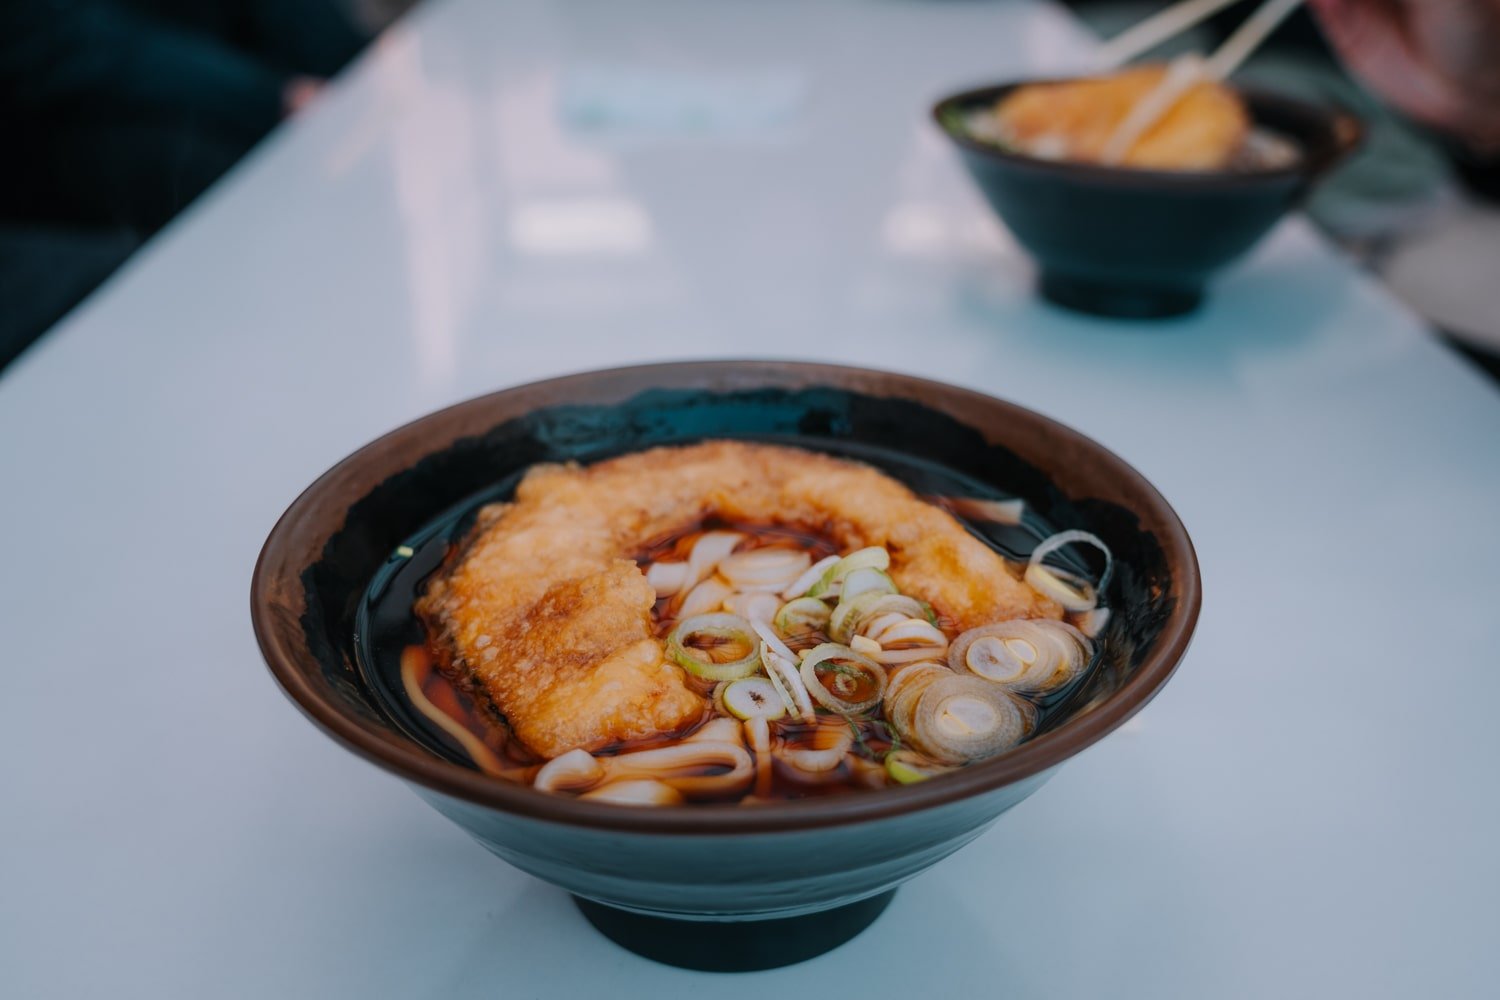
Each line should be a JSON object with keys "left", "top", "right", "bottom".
{"left": 355, "top": 437, "right": 1103, "bottom": 801}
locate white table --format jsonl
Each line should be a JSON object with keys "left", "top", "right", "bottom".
{"left": 3, "top": 1, "right": 1497, "bottom": 996}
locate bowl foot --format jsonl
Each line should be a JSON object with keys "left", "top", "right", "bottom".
{"left": 573, "top": 889, "right": 898, "bottom": 971}
{"left": 1040, "top": 271, "right": 1203, "bottom": 319}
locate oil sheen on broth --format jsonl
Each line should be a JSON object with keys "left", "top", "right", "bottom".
{"left": 361, "top": 440, "right": 1114, "bottom": 806}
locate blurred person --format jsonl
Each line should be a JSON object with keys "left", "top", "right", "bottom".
{"left": 1308, "top": 0, "right": 1500, "bottom": 153}
{"left": 0, "top": 0, "right": 369, "bottom": 233}
{"left": 1309, "top": 0, "right": 1500, "bottom": 195}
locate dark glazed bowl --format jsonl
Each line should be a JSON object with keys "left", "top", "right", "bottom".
{"left": 251, "top": 361, "right": 1201, "bottom": 971}
{"left": 934, "top": 81, "right": 1363, "bottom": 318}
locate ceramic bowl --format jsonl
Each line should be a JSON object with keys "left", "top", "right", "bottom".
{"left": 934, "top": 81, "right": 1362, "bottom": 318}
{"left": 251, "top": 361, "right": 1200, "bottom": 971}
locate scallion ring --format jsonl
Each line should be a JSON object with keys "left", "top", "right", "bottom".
{"left": 762, "top": 644, "right": 816, "bottom": 721}
{"left": 799, "top": 643, "right": 888, "bottom": 715}
{"left": 721, "top": 677, "right": 788, "bottom": 721}
{"left": 666, "top": 612, "right": 763, "bottom": 681}
{"left": 948, "top": 619, "right": 1092, "bottom": 694}
{"left": 883, "top": 663, "right": 951, "bottom": 742}
{"left": 1025, "top": 530, "right": 1113, "bottom": 612}
{"left": 805, "top": 546, "right": 890, "bottom": 598}
{"left": 774, "top": 596, "right": 832, "bottom": 638}
{"left": 828, "top": 592, "right": 925, "bottom": 644}
{"left": 782, "top": 554, "right": 839, "bottom": 600}
{"left": 908, "top": 675, "right": 1035, "bottom": 765}
{"left": 884, "top": 749, "right": 956, "bottom": 785}
{"left": 838, "top": 567, "right": 897, "bottom": 602}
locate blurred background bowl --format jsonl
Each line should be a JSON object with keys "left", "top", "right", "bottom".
{"left": 251, "top": 361, "right": 1200, "bottom": 971}
{"left": 934, "top": 81, "right": 1363, "bottom": 319}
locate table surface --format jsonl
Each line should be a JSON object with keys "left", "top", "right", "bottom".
{"left": 3, "top": 1, "right": 1498, "bottom": 997}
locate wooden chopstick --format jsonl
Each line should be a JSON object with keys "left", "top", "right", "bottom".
{"left": 1094, "top": 0, "right": 1251, "bottom": 69}
{"left": 1101, "top": 55, "right": 1209, "bottom": 163}
{"left": 1100, "top": 0, "right": 1307, "bottom": 164}
{"left": 1204, "top": 0, "right": 1306, "bottom": 79}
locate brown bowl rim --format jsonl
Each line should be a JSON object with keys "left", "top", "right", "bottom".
{"left": 932, "top": 78, "right": 1364, "bottom": 189}
{"left": 251, "top": 360, "right": 1201, "bottom": 835}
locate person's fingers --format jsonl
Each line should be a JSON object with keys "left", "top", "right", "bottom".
{"left": 1309, "top": 0, "right": 1500, "bottom": 145}
{"left": 1310, "top": 0, "right": 1464, "bottom": 124}
{"left": 1406, "top": 0, "right": 1500, "bottom": 93}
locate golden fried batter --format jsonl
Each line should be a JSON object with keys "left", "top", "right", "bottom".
{"left": 995, "top": 64, "right": 1249, "bottom": 171}
{"left": 418, "top": 441, "right": 1059, "bottom": 758}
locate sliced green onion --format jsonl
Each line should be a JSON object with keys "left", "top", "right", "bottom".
{"left": 750, "top": 618, "right": 817, "bottom": 719}
{"left": 883, "top": 663, "right": 951, "bottom": 742}
{"left": 722, "top": 677, "right": 788, "bottom": 720}
{"left": 667, "top": 612, "right": 763, "bottom": 681}
{"left": 840, "top": 567, "right": 897, "bottom": 602}
{"left": 883, "top": 661, "right": 950, "bottom": 703}
{"left": 782, "top": 554, "right": 839, "bottom": 600}
{"left": 884, "top": 749, "right": 956, "bottom": 785}
{"left": 837, "top": 546, "right": 891, "bottom": 575}
{"left": 960, "top": 636, "right": 1027, "bottom": 685}
{"left": 827, "top": 593, "right": 877, "bottom": 644}
{"left": 948, "top": 619, "right": 1092, "bottom": 694}
{"left": 752, "top": 620, "right": 816, "bottom": 722}
{"left": 764, "top": 647, "right": 815, "bottom": 721}
{"left": 1025, "top": 530, "right": 1113, "bottom": 612}
{"left": 863, "top": 612, "right": 909, "bottom": 638}
{"left": 750, "top": 618, "right": 795, "bottom": 662}
{"left": 828, "top": 591, "right": 924, "bottom": 643}
{"left": 774, "top": 596, "right": 832, "bottom": 637}
{"left": 865, "top": 616, "right": 949, "bottom": 665}
{"left": 806, "top": 546, "right": 890, "bottom": 598}
{"left": 908, "top": 675, "right": 1034, "bottom": 765}
{"left": 799, "top": 643, "right": 888, "bottom": 715}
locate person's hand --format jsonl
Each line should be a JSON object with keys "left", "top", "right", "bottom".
{"left": 282, "top": 76, "right": 325, "bottom": 116}
{"left": 1308, "top": 0, "right": 1500, "bottom": 152}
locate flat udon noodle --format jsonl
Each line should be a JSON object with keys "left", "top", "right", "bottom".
{"left": 417, "top": 441, "right": 1061, "bottom": 759}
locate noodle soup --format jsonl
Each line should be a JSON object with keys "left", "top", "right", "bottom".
{"left": 357, "top": 440, "right": 1113, "bottom": 806}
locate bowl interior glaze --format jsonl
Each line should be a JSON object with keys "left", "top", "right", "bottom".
{"left": 252, "top": 361, "right": 1199, "bottom": 836}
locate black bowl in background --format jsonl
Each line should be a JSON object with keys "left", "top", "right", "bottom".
{"left": 934, "top": 82, "right": 1363, "bottom": 319}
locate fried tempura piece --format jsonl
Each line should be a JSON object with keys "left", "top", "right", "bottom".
{"left": 994, "top": 64, "right": 1249, "bottom": 171}
{"left": 418, "top": 441, "right": 1059, "bottom": 758}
